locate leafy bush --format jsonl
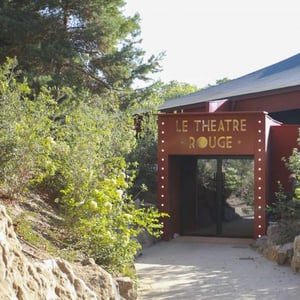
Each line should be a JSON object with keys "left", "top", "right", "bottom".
{"left": 268, "top": 142, "right": 300, "bottom": 221}
{"left": 0, "top": 59, "right": 167, "bottom": 274}
{"left": 54, "top": 101, "right": 167, "bottom": 273}
{"left": 0, "top": 58, "right": 58, "bottom": 198}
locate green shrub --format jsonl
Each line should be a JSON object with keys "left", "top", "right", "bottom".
{"left": 0, "top": 58, "right": 58, "bottom": 198}
{"left": 267, "top": 142, "right": 300, "bottom": 221}
{"left": 0, "top": 59, "right": 168, "bottom": 274}
{"left": 54, "top": 101, "right": 167, "bottom": 273}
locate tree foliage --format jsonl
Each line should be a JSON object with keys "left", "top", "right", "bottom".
{"left": 0, "top": 0, "right": 172, "bottom": 276}
{"left": 128, "top": 81, "right": 198, "bottom": 198}
{"left": 0, "top": 0, "right": 205, "bottom": 274}
{"left": 0, "top": 0, "right": 162, "bottom": 96}
{"left": 0, "top": 0, "right": 168, "bottom": 274}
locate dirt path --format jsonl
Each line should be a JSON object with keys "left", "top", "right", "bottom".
{"left": 135, "top": 236, "right": 300, "bottom": 300}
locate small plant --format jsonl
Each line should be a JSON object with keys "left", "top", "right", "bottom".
{"left": 267, "top": 134, "right": 300, "bottom": 219}
{"left": 266, "top": 133, "right": 300, "bottom": 243}
{"left": 13, "top": 213, "right": 57, "bottom": 254}
{"left": 270, "top": 220, "right": 300, "bottom": 245}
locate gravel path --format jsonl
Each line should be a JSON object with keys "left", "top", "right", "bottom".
{"left": 135, "top": 236, "right": 300, "bottom": 300}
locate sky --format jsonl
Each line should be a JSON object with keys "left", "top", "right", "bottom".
{"left": 124, "top": 0, "right": 300, "bottom": 88}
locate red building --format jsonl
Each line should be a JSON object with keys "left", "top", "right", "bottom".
{"left": 157, "top": 53, "right": 300, "bottom": 240}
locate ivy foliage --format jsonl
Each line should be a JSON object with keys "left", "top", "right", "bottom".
{"left": 0, "top": 59, "right": 167, "bottom": 273}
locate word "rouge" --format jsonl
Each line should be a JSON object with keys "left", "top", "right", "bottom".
{"left": 189, "top": 136, "right": 232, "bottom": 149}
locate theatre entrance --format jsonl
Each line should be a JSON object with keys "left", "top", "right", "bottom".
{"left": 178, "top": 156, "right": 254, "bottom": 238}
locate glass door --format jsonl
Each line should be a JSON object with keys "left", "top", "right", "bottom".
{"left": 193, "top": 156, "right": 254, "bottom": 237}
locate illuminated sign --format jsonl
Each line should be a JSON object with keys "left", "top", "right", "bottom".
{"left": 175, "top": 118, "right": 247, "bottom": 150}
{"left": 175, "top": 119, "right": 247, "bottom": 133}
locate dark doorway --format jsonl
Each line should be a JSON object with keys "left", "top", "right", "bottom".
{"left": 180, "top": 156, "right": 254, "bottom": 238}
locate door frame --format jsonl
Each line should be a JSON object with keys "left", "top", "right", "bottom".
{"left": 157, "top": 112, "right": 275, "bottom": 240}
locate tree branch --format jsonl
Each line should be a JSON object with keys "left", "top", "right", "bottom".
{"left": 63, "top": 62, "right": 112, "bottom": 90}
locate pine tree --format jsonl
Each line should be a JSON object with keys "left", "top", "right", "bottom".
{"left": 0, "top": 0, "right": 161, "bottom": 95}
